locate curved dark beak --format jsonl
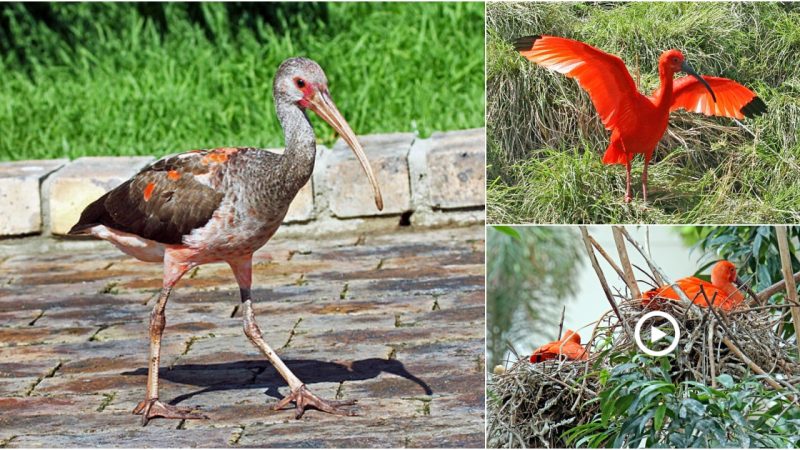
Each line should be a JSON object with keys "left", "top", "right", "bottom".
{"left": 681, "top": 61, "right": 717, "bottom": 103}
{"left": 307, "top": 89, "right": 384, "bottom": 211}
{"left": 735, "top": 276, "right": 760, "bottom": 305}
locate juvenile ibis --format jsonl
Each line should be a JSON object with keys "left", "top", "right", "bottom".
{"left": 514, "top": 35, "right": 767, "bottom": 203}
{"left": 530, "top": 329, "right": 588, "bottom": 363}
{"left": 69, "top": 57, "right": 383, "bottom": 424}
{"left": 642, "top": 260, "right": 757, "bottom": 311}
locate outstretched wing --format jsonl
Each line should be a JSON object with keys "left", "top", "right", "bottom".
{"left": 514, "top": 35, "right": 643, "bottom": 130}
{"left": 670, "top": 75, "right": 766, "bottom": 119}
{"left": 68, "top": 148, "right": 247, "bottom": 245}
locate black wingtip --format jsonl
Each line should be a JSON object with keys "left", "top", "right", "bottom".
{"left": 512, "top": 35, "right": 542, "bottom": 52}
{"left": 741, "top": 96, "right": 767, "bottom": 118}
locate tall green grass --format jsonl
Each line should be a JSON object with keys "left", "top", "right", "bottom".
{"left": 0, "top": 2, "right": 485, "bottom": 161}
{"left": 487, "top": 2, "right": 800, "bottom": 224}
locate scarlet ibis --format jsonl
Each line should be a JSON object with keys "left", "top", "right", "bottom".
{"left": 514, "top": 35, "right": 767, "bottom": 203}
{"left": 69, "top": 57, "right": 383, "bottom": 424}
{"left": 642, "top": 260, "right": 756, "bottom": 311}
{"left": 530, "top": 329, "right": 588, "bottom": 363}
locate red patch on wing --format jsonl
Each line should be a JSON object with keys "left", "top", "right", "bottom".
{"left": 167, "top": 170, "right": 181, "bottom": 181}
{"left": 200, "top": 148, "right": 238, "bottom": 165}
{"left": 143, "top": 182, "right": 155, "bottom": 202}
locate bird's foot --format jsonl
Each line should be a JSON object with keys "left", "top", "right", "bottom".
{"left": 132, "top": 398, "right": 208, "bottom": 426}
{"left": 273, "top": 384, "right": 357, "bottom": 419}
{"left": 624, "top": 195, "right": 632, "bottom": 204}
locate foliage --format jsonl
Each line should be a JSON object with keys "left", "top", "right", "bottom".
{"left": 486, "top": 225, "right": 582, "bottom": 368}
{"left": 0, "top": 2, "right": 485, "bottom": 161}
{"left": 683, "top": 226, "right": 800, "bottom": 290}
{"left": 486, "top": 2, "right": 800, "bottom": 224}
{"left": 564, "top": 352, "right": 800, "bottom": 448}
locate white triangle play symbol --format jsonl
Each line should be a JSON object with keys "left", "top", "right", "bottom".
{"left": 651, "top": 326, "right": 667, "bottom": 343}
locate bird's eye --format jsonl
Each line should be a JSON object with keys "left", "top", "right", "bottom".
{"left": 672, "top": 57, "right": 679, "bottom": 63}
{"left": 295, "top": 78, "right": 306, "bottom": 88}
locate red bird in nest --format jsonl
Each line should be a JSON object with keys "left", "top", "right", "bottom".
{"left": 642, "top": 260, "right": 757, "bottom": 312}
{"left": 69, "top": 58, "right": 383, "bottom": 424}
{"left": 530, "top": 329, "right": 589, "bottom": 363}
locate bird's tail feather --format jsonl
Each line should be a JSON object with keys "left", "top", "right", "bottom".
{"left": 601, "top": 141, "right": 631, "bottom": 165}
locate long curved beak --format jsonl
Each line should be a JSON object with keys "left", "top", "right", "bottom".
{"left": 735, "top": 276, "right": 760, "bottom": 305}
{"left": 681, "top": 61, "right": 717, "bottom": 103}
{"left": 307, "top": 89, "right": 384, "bottom": 211}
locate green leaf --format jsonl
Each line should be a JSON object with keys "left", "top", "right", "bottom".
{"left": 654, "top": 403, "right": 667, "bottom": 431}
{"left": 492, "top": 226, "right": 521, "bottom": 240}
{"left": 716, "top": 373, "right": 734, "bottom": 388}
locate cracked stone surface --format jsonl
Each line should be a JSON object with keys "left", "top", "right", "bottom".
{"left": 0, "top": 225, "right": 485, "bottom": 448}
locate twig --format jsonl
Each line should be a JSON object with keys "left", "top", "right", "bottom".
{"left": 729, "top": 304, "right": 800, "bottom": 315}
{"left": 612, "top": 226, "right": 642, "bottom": 300}
{"left": 557, "top": 306, "right": 566, "bottom": 340}
{"left": 774, "top": 226, "right": 800, "bottom": 356}
{"left": 708, "top": 319, "right": 717, "bottom": 388}
{"left": 645, "top": 227, "right": 664, "bottom": 285}
{"left": 619, "top": 228, "right": 698, "bottom": 314}
{"left": 579, "top": 226, "right": 631, "bottom": 338}
{"left": 505, "top": 339, "right": 520, "bottom": 360}
{"left": 721, "top": 336, "right": 798, "bottom": 402}
{"left": 758, "top": 270, "right": 800, "bottom": 302}
{"left": 589, "top": 236, "right": 626, "bottom": 282}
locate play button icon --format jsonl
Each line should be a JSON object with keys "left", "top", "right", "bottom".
{"left": 650, "top": 326, "right": 667, "bottom": 343}
{"left": 635, "top": 311, "right": 680, "bottom": 357}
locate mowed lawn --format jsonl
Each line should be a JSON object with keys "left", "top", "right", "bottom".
{"left": 0, "top": 2, "right": 485, "bottom": 161}
{"left": 486, "top": 2, "right": 800, "bottom": 224}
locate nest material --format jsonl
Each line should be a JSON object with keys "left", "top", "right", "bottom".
{"left": 487, "top": 297, "right": 800, "bottom": 448}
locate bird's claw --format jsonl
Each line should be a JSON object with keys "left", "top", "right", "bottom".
{"left": 133, "top": 398, "right": 208, "bottom": 426}
{"left": 273, "top": 384, "right": 358, "bottom": 419}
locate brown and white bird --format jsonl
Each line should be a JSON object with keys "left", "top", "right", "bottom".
{"left": 69, "top": 57, "right": 383, "bottom": 425}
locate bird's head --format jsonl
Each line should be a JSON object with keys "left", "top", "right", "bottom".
{"left": 711, "top": 260, "right": 738, "bottom": 285}
{"left": 274, "top": 57, "right": 383, "bottom": 211}
{"left": 711, "top": 260, "right": 758, "bottom": 302}
{"left": 660, "top": 49, "right": 717, "bottom": 102}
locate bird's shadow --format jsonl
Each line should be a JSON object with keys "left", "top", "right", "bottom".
{"left": 122, "top": 358, "right": 432, "bottom": 406}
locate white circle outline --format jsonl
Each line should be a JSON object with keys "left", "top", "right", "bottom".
{"left": 634, "top": 311, "right": 680, "bottom": 357}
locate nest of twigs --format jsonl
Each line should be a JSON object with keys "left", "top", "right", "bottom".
{"left": 488, "top": 357, "right": 599, "bottom": 448}
{"left": 488, "top": 295, "right": 800, "bottom": 449}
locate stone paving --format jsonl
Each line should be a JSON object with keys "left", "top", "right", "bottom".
{"left": 0, "top": 225, "right": 485, "bottom": 448}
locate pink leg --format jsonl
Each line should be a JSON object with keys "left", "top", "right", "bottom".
{"left": 133, "top": 250, "right": 207, "bottom": 425}
{"left": 624, "top": 160, "right": 633, "bottom": 203}
{"left": 228, "top": 257, "right": 356, "bottom": 419}
{"left": 642, "top": 157, "right": 650, "bottom": 203}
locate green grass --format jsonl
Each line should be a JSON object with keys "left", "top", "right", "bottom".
{"left": 486, "top": 2, "right": 800, "bottom": 224}
{"left": 0, "top": 2, "right": 485, "bottom": 161}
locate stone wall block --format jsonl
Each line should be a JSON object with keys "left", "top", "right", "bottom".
{"left": 0, "top": 159, "right": 68, "bottom": 236}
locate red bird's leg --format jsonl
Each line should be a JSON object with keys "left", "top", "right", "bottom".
{"left": 624, "top": 160, "right": 633, "bottom": 203}
{"left": 642, "top": 155, "right": 651, "bottom": 203}
{"left": 229, "top": 257, "right": 356, "bottom": 419}
{"left": 133, "top": 254, "right": 208, "bottom": 426}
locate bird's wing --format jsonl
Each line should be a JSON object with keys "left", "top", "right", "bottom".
{"left": 562, "top": 342, "right": 588, "bottom": 361}
{"left": 530, "top": 348, "right": 557, "bottom": 363}
{"left": 514, "top": 35, "right": 642, "bottom": 130}
{"left": 561, "top": 329, "right": 581, "bottom": 345}
{"left": 670, "top": 75, "right": 766, "bottom": 119}
{"left": 69, "top": 148, "right": 251, "bottom": 245}
{"left": 648, "top": 278, "right": 719, "bottom": 307}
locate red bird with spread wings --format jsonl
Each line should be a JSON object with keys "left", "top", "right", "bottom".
{"left": 514, "top": 35, "right": 766, "bottom": 203}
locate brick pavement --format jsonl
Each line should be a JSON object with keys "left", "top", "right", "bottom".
{"left": 0, "top": 225, "right": 485, "bottom": 448}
